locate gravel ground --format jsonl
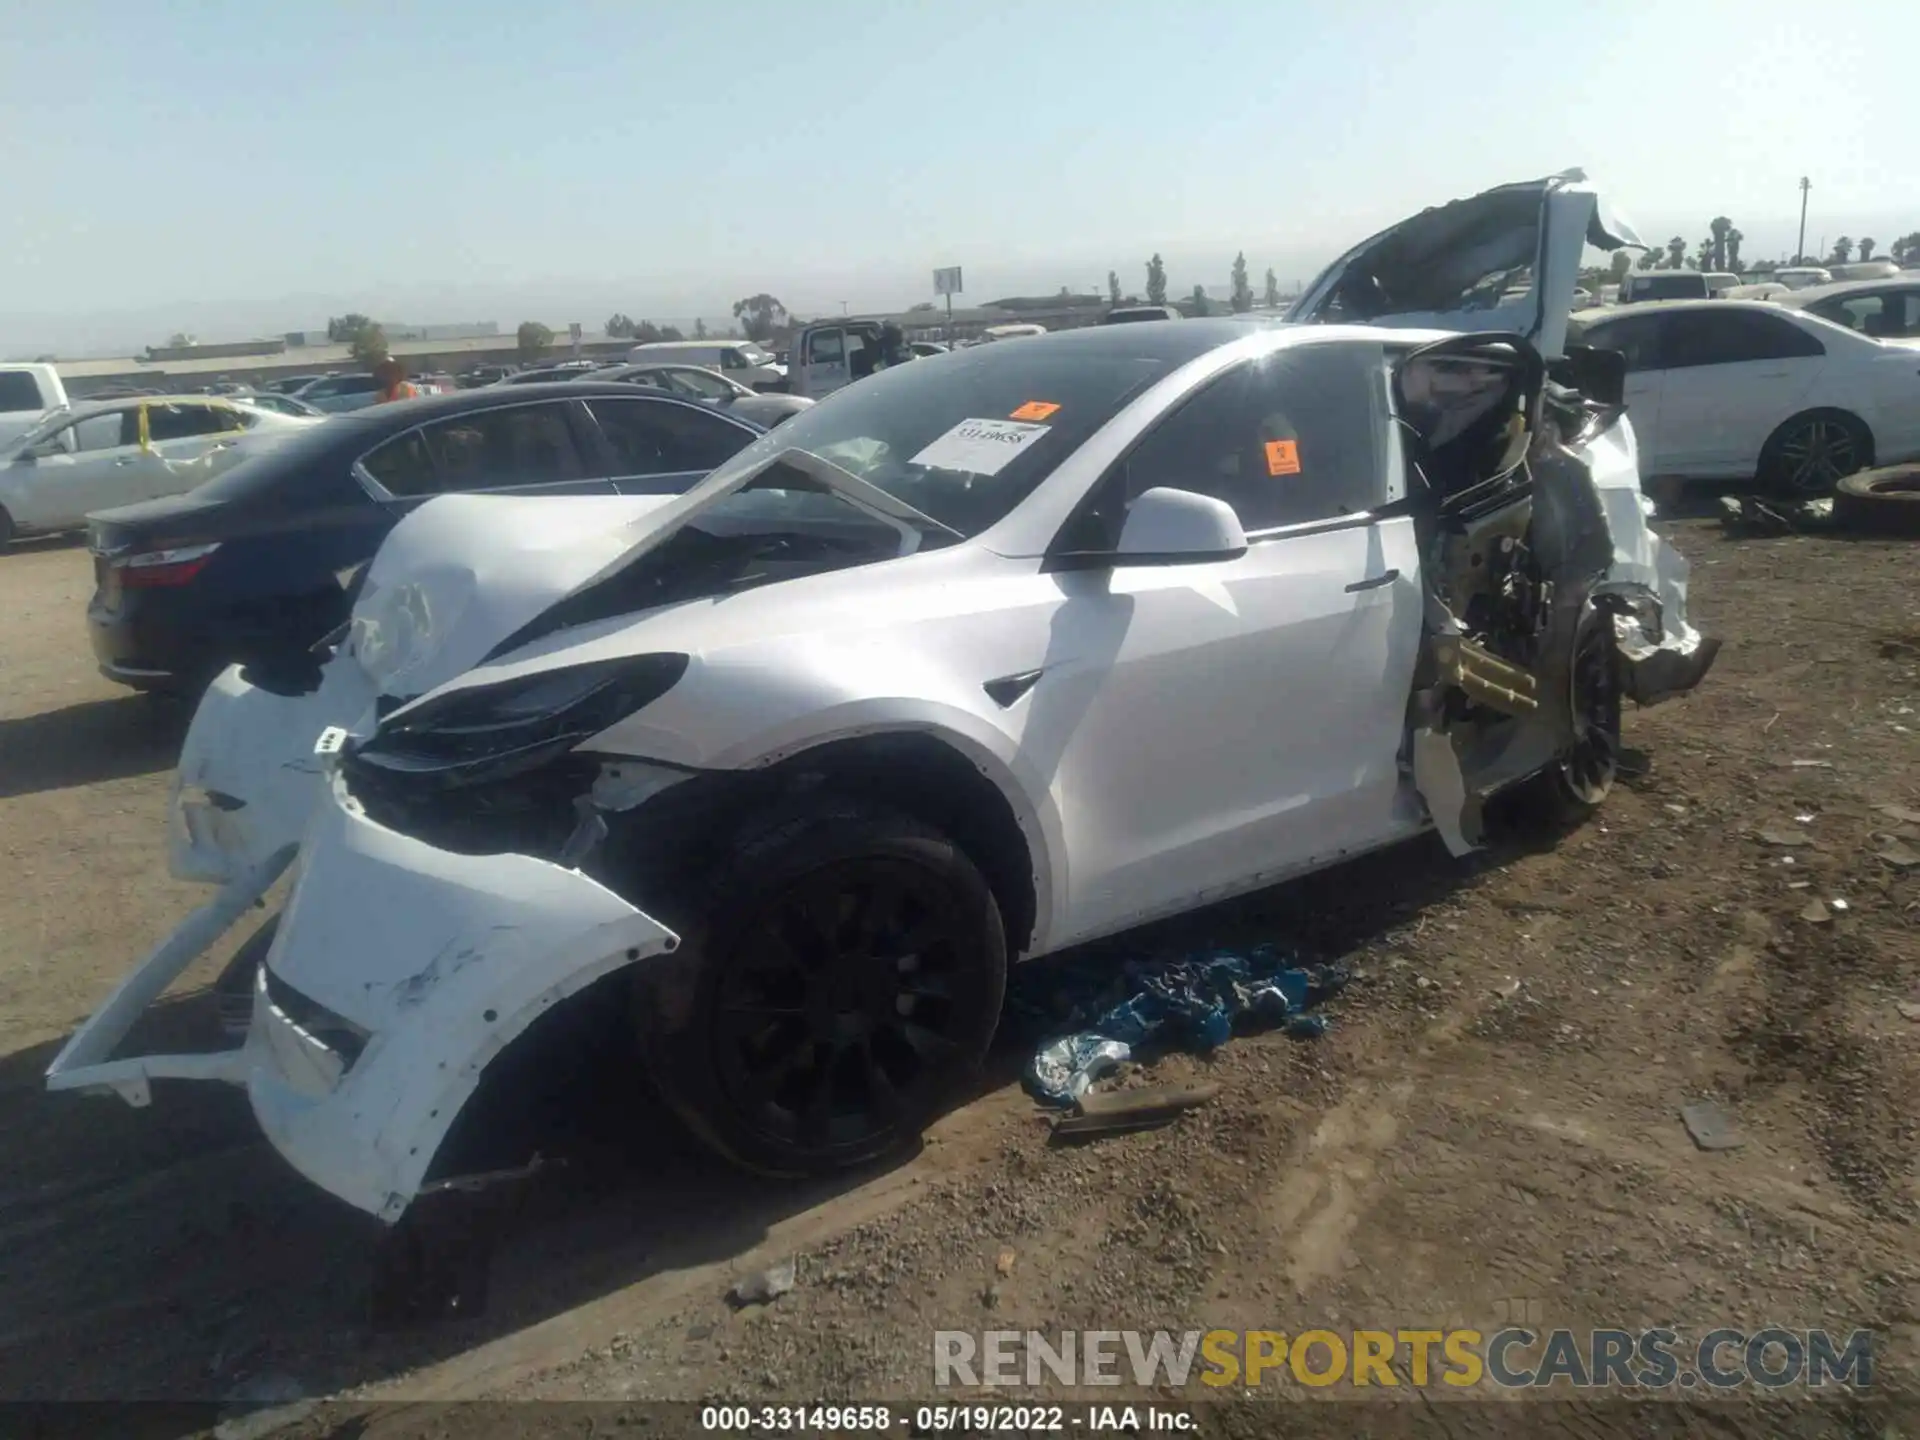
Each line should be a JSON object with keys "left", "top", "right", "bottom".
{"left": 1, "top": 511, "right": 1916, "bottom": 1435}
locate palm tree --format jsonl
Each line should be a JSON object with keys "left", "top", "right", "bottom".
{"left": 1726, "top": 228, "right": 1744, "bottom": 272}
{"left": 1858, "top": 238, "right": 1877, "bottom": 261}
{"left": 1829, "top": 237, "right": 1853, "bottom": 264}
{"left": 1709, "top": 217, "right": 1732, "bottom": 271}
{"left": 1665, "top": 237, "right": 1687, "bottom": 269}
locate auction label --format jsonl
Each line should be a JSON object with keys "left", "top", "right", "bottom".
{"left": 909, "top": 418, "right": 1052, "bottom": 476}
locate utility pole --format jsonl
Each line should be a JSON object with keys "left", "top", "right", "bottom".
{"left": 1796, "top": 176, "right": 1811, "bottom": 264}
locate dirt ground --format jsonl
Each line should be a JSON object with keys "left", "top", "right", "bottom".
{"left": 1, "top": 510, "right": 1917, "bottom": 1434}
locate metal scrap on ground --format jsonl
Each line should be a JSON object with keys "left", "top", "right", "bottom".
{"left": 1012, "top": 945, "right": 1349, "bottom": 1109}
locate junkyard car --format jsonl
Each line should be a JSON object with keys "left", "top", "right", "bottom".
{"left": 1, "top": 396, "right": 318, "bottom": 546}
{"left": 50, "top": 170, "right": 1719, "bottom": 1224}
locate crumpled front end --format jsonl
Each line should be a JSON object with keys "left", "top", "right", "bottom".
{"left": 169, "top": 655, "right": 377, "bottom": 884}
{"left": 243, "top": 773, "right": 679, "bottom": 1219}
{"left": 1581, "top": 413, "right": 1721, "bottom": 704}
{"left": 49, "top": 766, "right": 679, "bottom": 1222}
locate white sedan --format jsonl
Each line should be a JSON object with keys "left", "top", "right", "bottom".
{"left": 1570, "top": 299, "right": 1920, "bottom": 493}
{"left": 0, "top": 395, "right": 319, "bottom": 545}
{"left": 49, "top": 170, "right": 1718, "bottom": 1220}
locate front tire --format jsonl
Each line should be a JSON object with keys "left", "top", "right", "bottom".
{"left": 638, "top": 799, "right": 1006, "bottom": 1177}
{"left": 0, "top": 506, "right": 15, "bottom": 548}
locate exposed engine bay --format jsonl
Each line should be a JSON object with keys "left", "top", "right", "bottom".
{"left": 1398, "top": 335, "right": 1705, "bottom": 853}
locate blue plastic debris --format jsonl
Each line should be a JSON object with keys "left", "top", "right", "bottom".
{"left": 1014, "top": 945, "right": 1348, "bottom": 1108}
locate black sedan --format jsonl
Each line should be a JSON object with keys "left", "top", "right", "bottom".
{"left": 86, "top": 382, "right": 765, "bottom": 696}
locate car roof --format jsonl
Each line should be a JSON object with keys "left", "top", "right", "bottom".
{"left": 1576, "top": 298, "right": 1790, "bottom": 319}
{"left": 1779, "top": 276, "right": 1920, "bottom": 306}
{"left": 54, "top": 393, "right": 250, "bottom": 419}
{"left": 326, "top": 380, "right": 764, "bottom": 429}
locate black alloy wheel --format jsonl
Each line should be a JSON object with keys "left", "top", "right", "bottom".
{"left": 640, "top": 801, "right": 1006, "bottom": 1176}
{"left": 715, "top": 859, "right": 979, "bottom": 1154}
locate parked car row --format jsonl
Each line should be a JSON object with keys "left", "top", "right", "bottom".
{"left": 1, "top": 395, "right": 319, "bottom": 547}
{"left": 1569, "top": 298, "right": 1920, "bottom": 493}
{"left": 49, "top": 170, "right": 1724, "bottom": 1233}
{"left": 82, "top": 382, "right": 768, "bottom": 694}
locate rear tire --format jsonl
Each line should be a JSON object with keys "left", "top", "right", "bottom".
{"left": 0, "top": 506, "right": 15, "bottom": 548}
{"left": 636, "top": 799, "right": 1006, "bottom": 1178}
{"left": 1758, "top": 410, "right": 1872, "bottom": 497}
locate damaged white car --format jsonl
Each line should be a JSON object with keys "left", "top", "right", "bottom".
{"left": 50, "top": 170, "right": 1717, "bottom": 1222}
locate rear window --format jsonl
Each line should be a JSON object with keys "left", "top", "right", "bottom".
{"left": 0, "top": 372, "right": 50, "bottom": 414}
{"left": 1626, "top": 274, "right": 1708, "bottom": 301}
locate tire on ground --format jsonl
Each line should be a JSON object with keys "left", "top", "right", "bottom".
{"left": 1833, "top": 463, "right": 1920, "bottom": 537}
{"left": 635, "top": 796, "right": 1007, "bottom": 1178}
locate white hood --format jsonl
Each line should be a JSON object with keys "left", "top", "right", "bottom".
{"left": 349, "top": 493, "right": 679, "bottom": 698}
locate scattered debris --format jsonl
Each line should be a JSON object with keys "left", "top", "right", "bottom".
{"left": 1831, "top": 897, "right": 1851, "bottom": 914}
{"left": 1878, "top": 841, "right": 1920, "bottom": 870}
{"left": 1680, "top": 1102, "right": 1744, "bottom": 1152}
{"left": 996, "top": 1248, "right": 1017, "bottom": 1278}
{"left": 1719, "top": 493, "right": 1833, "bottom": 536}
{"left": 1757, "top": 826, "right": 1813, "bottom": 847}
{"left": 1493, "top": 977, "right": 1523, "bottom": 998}
{"left": 1896, "top": 1002, "right": 1920, "bottom": 1024}
{"left": 1017, "top": 945, "right": 1347, "bottom": 1107}
{"left": 728, "top": 1259, "right": 797, "bottom": 1309}
{"left": 1800, "top": 899, "right": 1832, "bottom": 925}
{"left": 1051, "top": 1082, "right": 1223, "bottom": 1142}
{"left": 1789, "top": 759, "right": 1834, "bottom": 769}
{"left": 1873, "top": 803, "right": 1920, "bottom": 827}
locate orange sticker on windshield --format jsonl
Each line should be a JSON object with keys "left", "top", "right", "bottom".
{"left": 1265, "top": 439, "right": 1301, "bottom": 476}
{"left": 1010, "top": 401, "right": 1060, "bottom": 422}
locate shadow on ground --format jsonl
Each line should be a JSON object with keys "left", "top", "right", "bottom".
{"left": 0, "top": 828, "right": 1520, "bottom": 1402}
{"left": 0, "top": 695, "right": 187, "bottom": 800}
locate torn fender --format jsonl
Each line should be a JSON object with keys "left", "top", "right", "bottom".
{"left": 246, "top": 774, "right": 679, "bottom": 1220}
{"left": 169, "top": 656, "right": 378, "bottom": 884}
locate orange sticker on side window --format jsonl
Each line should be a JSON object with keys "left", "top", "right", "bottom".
{"left": 1010, "top": 401, "right": 1060, "bottom": 422}
{"left": 1265, "top": 439, "right": 1301, "bottom": 476}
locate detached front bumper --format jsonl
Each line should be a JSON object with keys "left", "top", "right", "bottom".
{"left": 48, "top": 771, "right": 679, "bottom": 1222}
{"left": 169, "top": 658, "right": 375, "bottom": 884}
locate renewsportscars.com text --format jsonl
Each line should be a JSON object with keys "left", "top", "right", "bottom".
{"left": 933, "top": 1327, "right": 1873, "bottom": 1391}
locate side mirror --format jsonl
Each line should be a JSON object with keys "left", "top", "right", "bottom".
{"left": 1115, "top": 487, "right": 1248, "bottom": 565}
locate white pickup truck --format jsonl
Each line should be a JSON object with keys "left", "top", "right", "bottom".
{"left": 0, "top": 364, "right": 70, "bottom": 449}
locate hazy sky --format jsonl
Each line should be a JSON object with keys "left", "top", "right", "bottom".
{"left": 4, "top": 0, "right": 1917, "bottom": 355}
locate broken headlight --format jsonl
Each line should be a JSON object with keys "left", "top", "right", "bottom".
{"left": 347, "top": 653, "right": 688, "bottom": 790}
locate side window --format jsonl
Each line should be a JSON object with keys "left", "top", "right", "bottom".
{"left": 1116, "top": 344, "right": 1391, "bottom": 533}
{"left": 341, "top": 375, "right": 380, "bottom": 396}
{"left": 1664, "top": 310, "right": 1824, "bottom": 368}
{"left": 0, "top": 372, "right": 48, "bottom": 413}
{"left": 75, "top": 412, "right": 132, "bottom": 450}
{"left": 586, "top": 398, "right": 753, "bottom": 479}
{"left": 719, "top": 349, "right": 746, "bottom": 370}
{"left": 419, "top": 402, "right": 587, "bottom": 492}
{"left": 360, "top": 430, "right": 440, "bottom": 498}
{"left": 805, "top": 328, "right": 845, "bottom": 365}
{"left": 145, "top": 403, "right": 230, "bottom": 441}
{"left": 1581, "top": 315, "right": 1665, "bottom": 372}
{"left": 671, "top": 367, "right": 736, "bottom": 401}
